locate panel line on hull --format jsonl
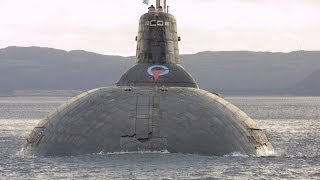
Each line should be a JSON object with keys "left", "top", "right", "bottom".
{"left": 135, "top": 94, "right": 152, "bottom": 140}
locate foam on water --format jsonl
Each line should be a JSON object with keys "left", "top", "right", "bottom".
{"left": 223, "top": 152, "right": 249, "bottom": 157}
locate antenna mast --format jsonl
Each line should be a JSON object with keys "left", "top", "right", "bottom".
{"left": 156, "top": 0, "right": 161, "bottom": 8}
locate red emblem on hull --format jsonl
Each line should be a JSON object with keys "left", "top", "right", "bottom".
{"left": 147, "top": 65, "right": 170, "bottom": 81}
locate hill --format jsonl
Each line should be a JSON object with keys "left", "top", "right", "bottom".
{"left": 290, "top": 69, "right": 320, "bottom": 96}
{"left": 1, "top": 46, "right": 320, "bottom": 95}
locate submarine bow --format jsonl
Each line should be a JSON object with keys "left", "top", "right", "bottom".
{"left": 23, "top": 0, "right": 273, "bottom": 156}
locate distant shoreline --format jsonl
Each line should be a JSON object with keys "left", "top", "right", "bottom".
{"left": 1, "top": 46, "right": 320, "bottom": 96}
{"left": 0, "top": 90, "right": 82, "bottom": 97}
{"left": 0, "top": 90, "right": 318, "bottom": 97}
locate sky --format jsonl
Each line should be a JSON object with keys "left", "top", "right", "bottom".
{"left": 0, "top": 0, "right": 319, "bottom": 55}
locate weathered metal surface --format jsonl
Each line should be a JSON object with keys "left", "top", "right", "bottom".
{"left": 136, "top": 12, "right": 179, "bottom": 64}
{"left": 23, "top": 87, "right": 273, "bottom": 156}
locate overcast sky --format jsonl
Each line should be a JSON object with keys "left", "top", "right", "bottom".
{"left": 0, "top": 0, "right": 319, "bottom": 55}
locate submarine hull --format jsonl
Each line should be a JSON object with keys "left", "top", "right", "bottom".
{"left": 23, "top": 2, "right": 273, "bottom": 156}
{"left": 23, "top": 87, "right": 273, "bottom": 156}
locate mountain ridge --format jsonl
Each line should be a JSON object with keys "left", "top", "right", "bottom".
{"left": 1, "top": 46, "right": 319, "bottom": 95}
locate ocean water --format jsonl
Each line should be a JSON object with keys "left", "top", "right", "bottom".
{"left": 0, "top": 96, "right": 319, "bottom": 179}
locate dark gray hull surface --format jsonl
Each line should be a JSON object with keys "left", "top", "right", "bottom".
{"left": 23, "top": 87, "right": 273, "bottom": 156}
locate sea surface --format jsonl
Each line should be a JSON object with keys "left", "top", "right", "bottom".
{"left": 0, "top": 96, "right": 319, "bottom": 179}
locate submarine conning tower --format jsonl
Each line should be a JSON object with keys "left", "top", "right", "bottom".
{"left": 117, "top": 0, "right": 198, "bottom": 88}
{"left": 136, "top": 4, "right": 180, "bottom": 64}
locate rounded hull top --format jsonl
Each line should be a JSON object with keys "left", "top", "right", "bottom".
{"left": 117, "top": 63, "right": 198, "bottom": 88}
{"left": 23, "top": 86, "right": 273, "bottom": 156}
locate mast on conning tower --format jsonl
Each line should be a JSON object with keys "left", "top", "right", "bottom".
{"left": 153, "top": 0, "right": 168, "bottom": 13}
{"left": 156, "top": 0, "right": 161, "bottom": 8}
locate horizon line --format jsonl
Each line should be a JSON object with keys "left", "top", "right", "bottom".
{"left": 1, "top": 45, "right": 319, "bottom": 57}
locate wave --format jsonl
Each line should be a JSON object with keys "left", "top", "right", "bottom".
{"left": 224, "top": 150, "right": 277, "bottom": 158}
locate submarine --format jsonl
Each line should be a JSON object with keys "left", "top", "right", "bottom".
{"left": 23, "top": 0, "right": 273, "bottom": 156}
